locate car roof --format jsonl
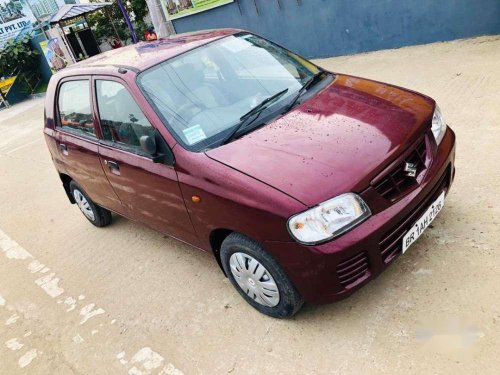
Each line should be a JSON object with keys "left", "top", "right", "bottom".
{"left": 66, "top": 28, "right": 241, "bottom": 73}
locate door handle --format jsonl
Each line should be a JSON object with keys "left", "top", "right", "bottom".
{"left": 59, "top": 143, "right": 68, "bottom": 155}
{"left": 105, "top": 160, "right": 120, "bottom": 173}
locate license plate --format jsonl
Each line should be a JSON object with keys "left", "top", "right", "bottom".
{"left": 402, "top": 191, "right": 445, "bottom": 253}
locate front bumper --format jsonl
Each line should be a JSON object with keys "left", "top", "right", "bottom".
{"left": 264, "top": 128, "right": 456, "bottom": 305}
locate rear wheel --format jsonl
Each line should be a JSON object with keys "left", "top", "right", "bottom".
{"left": 69, "top": 181, "right": 111, "bottom": 227}
{"left": 221, "top": 233, "right": 303, "bottom": 318}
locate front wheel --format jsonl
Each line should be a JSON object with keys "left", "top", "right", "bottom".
{"left": 221, "top": 233, "right": 303, "bottom": 318}
{"left": 69, "top": 181, "right": 111, "bottom": 227}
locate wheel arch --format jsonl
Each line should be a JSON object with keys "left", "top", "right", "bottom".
{"left": 59, "top": 173, "right": 75, "bottom": 204}
{"left": 209, "top": 228, "right": 235, "bottom": 276}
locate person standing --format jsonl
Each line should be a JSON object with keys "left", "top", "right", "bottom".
{"left": 144, "top": 27, "right": 158, "bottom": 41}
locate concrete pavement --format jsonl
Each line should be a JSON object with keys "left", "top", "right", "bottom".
{"left": 1, "top": 35, "right": 499, "bottom": 374}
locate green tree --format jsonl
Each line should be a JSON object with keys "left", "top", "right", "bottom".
{"left": 88, "top": 0, "right": 150, "bottom": 43}
{"left": 0, "top": 36, "right": 39, "bottom": 77}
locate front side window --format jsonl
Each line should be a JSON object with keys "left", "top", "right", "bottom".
{"left": 58, "top": 80, "right": 95, "bottom": 138}
{"left": 138, "top": 33, "right": 320, "bottom": 151}
{"left": 96, "top": 80, "right": 155, "bottom": 152}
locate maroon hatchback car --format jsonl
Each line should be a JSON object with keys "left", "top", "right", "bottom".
{"left": 44, "top": 29, "right": 455, "bottom": 318}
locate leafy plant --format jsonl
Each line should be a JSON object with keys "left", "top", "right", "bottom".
{"left": 0, "top": 36, "right": 39, "bottom": 77}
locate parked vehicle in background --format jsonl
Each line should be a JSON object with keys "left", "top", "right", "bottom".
{"left": 44, "top": 29, "right": 455, "bottom": 318}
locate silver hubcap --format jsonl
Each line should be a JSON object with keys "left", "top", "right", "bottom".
{"left": 73, "top": 189, "right": 95, "bottom": 221}
{"left": 229, "top": 252, "right": 280, "bottom": 307}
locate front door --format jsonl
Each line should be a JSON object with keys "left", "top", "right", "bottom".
{"left": 93, "top": 77, "right": 198, "bottom": 244}
{"left": 55, "top": 78, "right": 122, "bottom": 213}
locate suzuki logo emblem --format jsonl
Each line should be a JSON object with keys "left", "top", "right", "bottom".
{"left": 404, "top": 162, "right": 417, "bottom": 178}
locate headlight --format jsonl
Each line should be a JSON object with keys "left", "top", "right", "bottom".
{"left": 431, "top": 105, "right": 447, "bottom": 145}
{"left": 288, "top": 193, "right": 371, "bottom": 245}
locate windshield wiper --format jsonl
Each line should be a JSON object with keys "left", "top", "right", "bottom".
{"left": 239, "top": 88, "right": 289, "bottom": 122}
{"left": 220, "top": 88, "right": 289, "bottom": 145}
{"left": 285, "top": 71, "right": 325, "bottom": 112}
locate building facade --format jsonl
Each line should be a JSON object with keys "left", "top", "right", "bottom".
{"left": 170, "top": 0, "right": 500, "bottom": 58}
{"left": 29, "top": 0, "right": 77, "bottom": 20}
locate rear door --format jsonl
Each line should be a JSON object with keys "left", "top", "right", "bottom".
{"left": 55, "top": 77, "right": 123, "bottom": 213}
{"left": 92, "top": 76, "right": 198, "bottom": 244}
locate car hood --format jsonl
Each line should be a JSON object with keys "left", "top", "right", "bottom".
{"left": 206, "top": 74, "right": 435, "bottom": 207}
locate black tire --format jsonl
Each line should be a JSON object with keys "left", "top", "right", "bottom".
{"left": 221, "top": 233, "right": 304, "bottom": 318}
{"left": 69, "top": 181, "right": 112, "bottom": 227}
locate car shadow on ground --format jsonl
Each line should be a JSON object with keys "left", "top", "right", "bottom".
{"left": 98, "top": 197, "right": 465, "bottom": 324}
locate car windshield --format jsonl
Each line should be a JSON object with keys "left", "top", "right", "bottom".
{"left": 138, "top": 33, "right": 321, "bottom": 151}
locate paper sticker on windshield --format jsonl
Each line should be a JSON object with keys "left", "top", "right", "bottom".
{"left": 183, "top": 125, "right": 207, "bottom": 145}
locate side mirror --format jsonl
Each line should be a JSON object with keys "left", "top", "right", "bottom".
{"left": 140, "top": 132, "right": 175, "bottom": 166}
{"left": 140, "top": 135, "right": 157, "bottom": 156}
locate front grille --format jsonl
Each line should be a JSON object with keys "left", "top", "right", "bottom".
{"left": 336, "top": 251, "right": 370, "bottom": 288}
{"left": 379, "top": 166, "right": 451, "bottom": 263}
{"left": 374, "top": 138, "right": 428, "bottom": 201}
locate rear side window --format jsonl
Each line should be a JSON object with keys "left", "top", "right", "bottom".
{"left": 95, "top": 80, "right": 155, "bottom": 152}
{"left": 57, "top": 80, "right": 95, "bottom": 138}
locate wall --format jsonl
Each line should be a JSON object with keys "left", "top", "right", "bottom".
{"left": 30, "top": 33, "right": 53, "bottom": 83}
{"left": 172, "top": 0, "right": 500, "bottom": 58}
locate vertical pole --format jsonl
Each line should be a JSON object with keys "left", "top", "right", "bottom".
{"left": 116, "top": 0, "right": 138, "bottom": 43}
